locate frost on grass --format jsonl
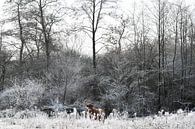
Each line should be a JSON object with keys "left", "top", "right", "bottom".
{"left": 0, "top": 111, "right": 194, "bottom": 129}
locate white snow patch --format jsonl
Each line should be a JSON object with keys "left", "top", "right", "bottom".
{"left": 0, "top": 111, "right": 194, "bottom": 129}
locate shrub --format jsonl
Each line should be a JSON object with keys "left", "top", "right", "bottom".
{"left": 0, "top": 79, "right": 45, "bottom": 110}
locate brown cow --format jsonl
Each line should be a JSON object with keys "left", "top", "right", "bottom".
{"left": 86, "top": 103, "right": 105, "bottom": 121}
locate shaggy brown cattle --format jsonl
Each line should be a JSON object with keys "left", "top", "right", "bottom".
{"left": 86, "top": 104, "right": 105, "bottom": 121}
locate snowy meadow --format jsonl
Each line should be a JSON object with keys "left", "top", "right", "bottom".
{"left": 0, "top": 110, "right": 194, "bottom": 129}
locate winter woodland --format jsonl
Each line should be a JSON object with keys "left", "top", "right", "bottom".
{"left": 0, "top": 0, "right": 195, "bottom": 128}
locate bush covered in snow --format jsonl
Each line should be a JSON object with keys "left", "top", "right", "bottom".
{"left": 0, "top": 108, "right": 16, "bottom": 118}
{"left": 0, "top": 79, "right": 45, "bottom": 110}
{"left": 14, "top": 110, "right": 47, "bottom": 119}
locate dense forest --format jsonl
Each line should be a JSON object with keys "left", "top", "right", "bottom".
{"left": 0, "top": 0, "right": 194, "bottom": 116}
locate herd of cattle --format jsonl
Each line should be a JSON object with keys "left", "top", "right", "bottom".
{"left": 39, "top": 101, "right": 195, "bottom": 121}
{"left": 0, "top": 103, "right": 194, "bottom": 120}
{"left": 40, "top": 103, "right": 128, "bottom": 121}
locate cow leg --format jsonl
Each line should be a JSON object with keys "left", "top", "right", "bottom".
{"left": 95, "top": 113, "right": 97, "bottom": 120}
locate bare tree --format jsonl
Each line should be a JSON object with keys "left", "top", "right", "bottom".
{"left": 74, "top": 0, "right": 117, "bottom": 71}
{"left": 0, "top": 22, "right": 3, "bottom": 51}
{"left": 188, "top": 17, "right": 194, "bottom": 88}
{"left": 3, "top": 0, "right": 35, "bottom": 81}
{"left": 104, "top": 15, "right": 130, "bottom": 54}
{"left": 30, "top": 0, "right": 63, "bottom": 71}
{"left": 157, "top": 0, "right": 162, "bottom": 111}
{"left": 170, "top": 3, "right": 180, "bottom": 109}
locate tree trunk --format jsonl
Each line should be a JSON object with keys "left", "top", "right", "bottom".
{"left": 0, "top": 59, "right": 6, "bottom": 90}
{"left": 17, "top": 3, "right": 25, "bottom": 81}
{"left": 63, "top": 77, "right": 68, "bottom": 104}
{"left": 35, "top": 23, "right": 40, "bottom": 59}
{"left": 172, "top": 13, "right": 178, "bottom": 110}
{"left": 180, "top": 10, "right": 184, "bottom": 102}
{"left": 188, "top": 21, "right": 193, "bottom": 88}
{"left": 158, "top": 0, "right": 162, "bottom": 111}
{"left": 92, "top": 0, "right": 96, "bottom": 70}
{"left": 39, "top": 0, "right": 50, "bottom": 71}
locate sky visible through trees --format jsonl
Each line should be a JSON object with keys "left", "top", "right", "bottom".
{"left": 0, "top": 0, "right": 194, "bottom": 55}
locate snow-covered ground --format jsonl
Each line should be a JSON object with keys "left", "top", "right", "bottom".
{"left": 0, "top": 111, "right": 194, "bottom": 129}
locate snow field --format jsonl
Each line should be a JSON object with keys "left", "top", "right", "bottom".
{"left": 0, "top": 111, "right": 194, "bottom": 129}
